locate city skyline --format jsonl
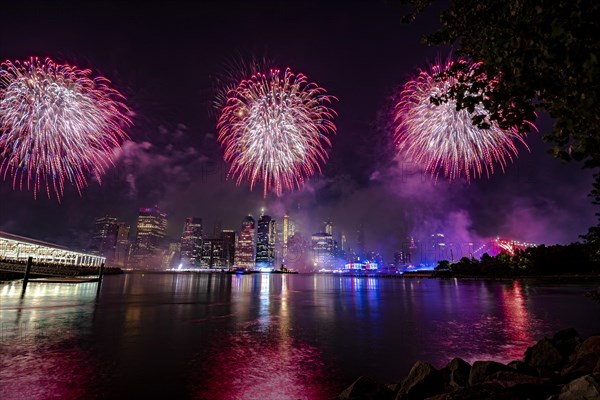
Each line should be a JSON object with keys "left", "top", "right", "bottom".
{"left": 87, "top": 203, "right": 535, "bottom": 272}
{"left": 0, "top": 0, "right": 596, "bottom": 261}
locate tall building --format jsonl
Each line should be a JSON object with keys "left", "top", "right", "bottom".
{"left": 286, "top": 233, "right": 310, "bottom": 271}
{"left": 311, "top": 232, "right": 335, "bottom": 270}
{"left": 166, "top": 242, "right": 181, "bottom": 268}
{"left": 92, "top": 215, "right": 119, "bottom": 263}
{"left": 325, "top": 220, "right": 333, "bottom": 235}
{"left": 132, "top": 206, "right": 168, "bottom": 268}
{"left": 234, "top": 215, "right": 255, "bottom": 269}
{"left": 256, "top": 213, "right": 276, "bottom": 269}
{"left": 180, "top": 217, "right": 203, "bottom": 268}
{"left": 200, "top": 238, "right": 225, "bottom": 269}
{"left": 221, "top": 230, "right": 237, "bottom": 268}
{"left": 282, "top": 214, "right": 290, "bottom": 262}
{"left": 114, "top": 222, "right": 131, "bottom": 267}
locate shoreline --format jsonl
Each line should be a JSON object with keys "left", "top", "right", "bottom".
{"left": 120, "top": 269, "right": 600, "bottom": 280}
{"left": 335, "top": 328, "right": 600, "bottom": 400}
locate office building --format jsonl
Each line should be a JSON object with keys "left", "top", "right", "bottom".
{"left": 180, "top": 217, "right": 203, "bottom": 268}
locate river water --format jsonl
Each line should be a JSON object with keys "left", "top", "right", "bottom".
{"left": 1, "top": 273, "right": 599, "bottom": 399}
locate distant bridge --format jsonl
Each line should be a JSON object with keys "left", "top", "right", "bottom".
{"left": 472, "top": 238, "right": 537, "bottom": 257}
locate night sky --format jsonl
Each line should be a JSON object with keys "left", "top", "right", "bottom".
{"left": 0, "top": 0, "right": 595, "bottom": 260}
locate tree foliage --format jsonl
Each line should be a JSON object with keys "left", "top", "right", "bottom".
{"left": 403, "top": 0, "right": 600, "bottom": 165}
{"left": 440, "top": 242, "right": 599, "bottom": 276}
{"left": 403, "top": 0, "right": 600, "bottom": 237}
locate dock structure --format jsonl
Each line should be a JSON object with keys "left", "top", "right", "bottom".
{"left": 0, "top": 230, "right": 105, "bottom": 268}
{"left": 0, "top": 231, "right": 106, "bottom": 292}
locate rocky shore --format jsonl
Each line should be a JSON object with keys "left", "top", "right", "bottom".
{"left": 335, "top": 328, "right": 600, "bottom": 400}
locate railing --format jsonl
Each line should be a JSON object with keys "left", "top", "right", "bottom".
{"left": 0, "top": 260, "right": 99, "bottom": 277}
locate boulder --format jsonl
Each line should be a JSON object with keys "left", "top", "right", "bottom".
{"left": 576, "top": 336, "right": 600, "bottom": 359}
{"left": 561, "top": 352, "right": 600, "bottom": 381}
{"left": 552, "top": 328, "right": 581, "bottom": 359}
{"left": 484, "top": 370, "right": 557, "bottom": 399}
{"left": 424, "top": 383, "right": 519, "bottom": 400}
{"left": 396, "top": 361, "right": 443, "bottom": 400}
{"left": 441, "top": 358, "right": 471, "bottom": 389}
{"left": 483, "top": 370, "right": 551, "bottom": 388}
{"left": 507, "top": 360, "right": 537, "bottom": 376}
{"left": 524, "top": 339, "right": 564, "bottom": 370}
{"left": 561, "top": 335, "right": 600, "bottom": 381}
{"left": 469, "top": 361, "right": 512, "bottom": 386}
{"left": 553, "top": 374, "right": 600, "bottom": 400}
{"left": 337, "top": 376, "right": 395, "bottom": 400}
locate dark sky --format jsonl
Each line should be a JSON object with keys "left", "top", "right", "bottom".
{"left": 0, "top": 0, "right": 595, "bottom": 261}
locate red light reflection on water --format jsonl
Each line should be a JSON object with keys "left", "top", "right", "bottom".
{"left": 191, "top": 324, "right": 331, "bottom": 400}
{"left": 190, "top": 274, "right": 335, "bottom": 400}
{"left": 0, "top": 342, "right": 98, "bottom": 400}
{"left": 0, "top": 284, "right": 101, "bottom": 400}
{"left": 498, "top": 280, "right": 534, "bottom": 360}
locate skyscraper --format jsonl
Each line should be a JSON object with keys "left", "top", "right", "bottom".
{"left": 234, "top": 215, "right": 255, "bottom": 269}
{"left": 282, "top": 214, "right": 290, "bottom": 261}
{"left": 180, "top": 217, "right": 203, "bottom": 268}
{"left": 311, "top": 231, "right": 335, "bottom": 270}
{"left": 92, "top": 215, "right": 119, "bottom": 265}
{"left": 114, "top": 222, "right": 131, "bottom": 267}
{"left": 221, "top": 230, "right": 237, "bottom": 268}
{"left": 200, "top": 237, "right": 225, "bottom": 269}
{"left": 325, "top": 220, "right": 333, "bottom": 235}
{"left": 256, "top": 213, "right": 275, "bottom": 269}
{"left": 132, "top": 206, "right": 168, "bottom": 268}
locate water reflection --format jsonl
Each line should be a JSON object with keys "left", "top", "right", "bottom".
{"left": 498, "top": 280, "right": 534, "bottom": 360}
{"left": 0, "top": 282, "right": 101, "bottom": 400}
{"left": 190, "top": 273, "right": 333, "bottom": 400}
{"left": 2, "top": 274, "right": 599, "bottom": 399}
{"left": 426, "top": 279, "right": 545, "bottom": 367}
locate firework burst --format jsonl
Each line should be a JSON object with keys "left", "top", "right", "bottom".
{"left": 393, "top": 59, "right": 531, "bottom": 181}
{"left": 0, "top": 57, "right": 131, "bottom": 200}
{"left": 217, "top": 67, "right": 336, "bottom": 196}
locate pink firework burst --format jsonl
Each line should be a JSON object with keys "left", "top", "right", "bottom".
{"left": 0, "top": 57, "right": 132, "bottom": 200}
{"left": 217, "top": 67, "right": 337, "bottom": 196}
{"left": 393, "top": 59, "right": 532, "bottom": 182}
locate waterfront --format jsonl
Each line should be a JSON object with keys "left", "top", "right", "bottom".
{"left": 1, "top": 273, "right": 600, "bottom": 399}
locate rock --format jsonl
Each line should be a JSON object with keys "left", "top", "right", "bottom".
{"left": 396, "top": 361, "right": 443, "bottom": 400}
{"left": 484, "top": 370, "right": 551, "bottom": 388}
{"left": 561, "top": 352, "right": 600, "bottom": 381}
{"left": 561, "top": 336, "right": 600, "bottom": 381}
{"left": 576, "top": 336, "right": 600, "bottom": 358}
{"left": 552, "top": 328, "right": 582, "bottom": 359}
{"left": 595, "top": 358, "right": 600, "bottom": 375}
{"left": 507, "top": 360, "right": 537, "bottom": 376}
{"left": 423, "top": 394, "right": 449, "bottom": 400}
{"left": 553, "top": 328, "right": 580, "bottom": 342}
{"left": 337, "top": 376, "right": 395, "bottom": 400}
{"left": 484, "top": 370, "right": 557, "bottom": 399}
{"left": 524, "top": 339, "right": 564, "bottom": 370}
{"left": 553, "top": 374, "right": 600, "bottom": 400}
{"left": 469, "top": 361, "right": 512, "bottom": 386}
{"left": 441, "top": 358, "right": 471, "bottom": 389}
{"left": 385, "top": 383, "right": 399, "bottom": 393}
{"left": 424, "top": 383, "right": 519, "bottom": 400}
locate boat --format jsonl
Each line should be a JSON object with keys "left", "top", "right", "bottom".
{"left": 271, "top": 265, "right": 299, "bottom": 274}
{"left": 226, "top": 267, "right": 254, "bottom": 275}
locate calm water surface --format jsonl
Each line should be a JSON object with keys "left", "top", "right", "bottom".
{"left": 1, "top": 273, "right": 600, "bottom": 399}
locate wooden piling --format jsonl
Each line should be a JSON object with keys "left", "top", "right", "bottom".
{"left": 96, "top": 262, "right": 105, "bottom": 296}
{"left": 21, "top": 256, "right": 33, "bottom": 294}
